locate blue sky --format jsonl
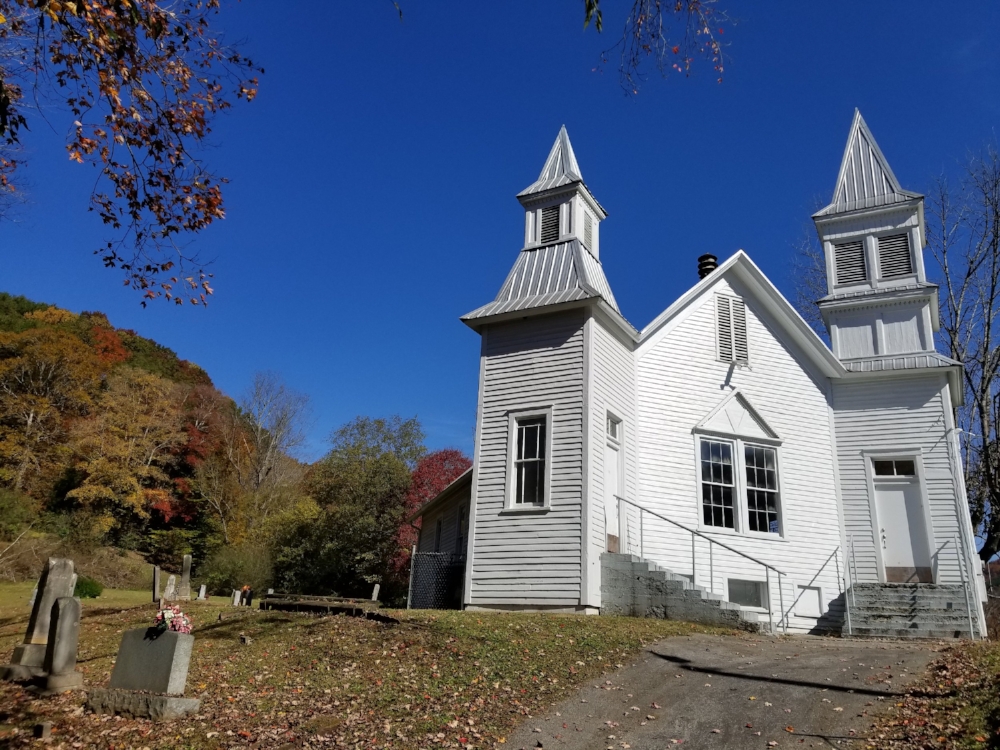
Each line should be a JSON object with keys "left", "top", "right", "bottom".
{"left": 2, "top": 1, "right": 998, "bottom": 461}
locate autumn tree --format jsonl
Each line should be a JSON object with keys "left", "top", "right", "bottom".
{"left": 0, "top": 0, "right": 260, "bottom": 305}
{"left": 67, "top": 367, "right": 187, "bottom": 539}
{"left": 0, "top": 326, "right": 102, "bottom": 493}
{"left": 582, "top": 0, "right": 727, "bottom": 92}
{"left": 272, "top": 416, "right": 425, "bottom": 600}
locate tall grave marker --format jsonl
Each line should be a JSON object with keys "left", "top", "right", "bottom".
{"left": 1, "top": 559, "right": 76, "bottom": 681}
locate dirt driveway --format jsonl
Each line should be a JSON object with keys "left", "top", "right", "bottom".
{"left": 507, "top": 632, "right": 941, "bottom": 749}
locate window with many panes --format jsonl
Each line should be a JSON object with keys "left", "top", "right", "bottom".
{"left": 701, "top": 439, "right": 735, "bottom": 528}
{"left": 513, "top": 416, "right": 546, "bottom": 505}
{"left": 745, "top": 445, "right": 779, "bottom": 533}
{"left": 699, "top": 437, "right": 781, "bottom": 535}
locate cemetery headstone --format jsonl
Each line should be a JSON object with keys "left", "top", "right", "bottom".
{"left": 28, "top": 587, "right": 38, "bottom": 608}
{"left": 197, "top": 584, "right": 207, "bottom": 600}
{"left": 371, "top": 583, "right": 380, "bottom": 601}
{"left": 40, "top": 597, "right": 83, "bottom": 692}
{"left": 244, "top": 588, "right": 254, "bottom": 607}
{"left": 177, "top": 554, "right": 192, "bottom": 601}
{"left": 152, "top": 565, "right": 161, "bottom": 602}
{"left": 86, "top": 626, "right": 200, "bottom": 720}
{"left": 231, "top": 589, "right": 241, "bottom": 607}
{"left": 1, "top": 558, "right": 77, "bottom": 681}
{"left": 163, "top": 575, "right": 177, "bottom": 601}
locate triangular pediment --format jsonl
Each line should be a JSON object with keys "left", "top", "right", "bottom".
{"left": 815, "top": 109, "right": 922, "bottom": 217}
{"left": 695, "top": 391, "right": 780, "bottom": 442}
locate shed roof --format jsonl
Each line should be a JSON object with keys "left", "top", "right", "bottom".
{"left": 814, "top": 109, "right": 922, "bottom": 217}
{"left": 406, "top": 467, "right": 472, "bottom": 524}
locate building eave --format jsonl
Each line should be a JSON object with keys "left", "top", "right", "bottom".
{"left": 406, "top": 467, "right": 473, "bottom": 524}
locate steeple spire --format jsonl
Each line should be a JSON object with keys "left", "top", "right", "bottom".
{"left": 518, "top": 125, "right": 583, "bottom": 197}
{"left": 815, "top": 109, "right": 922, "bottom": 217}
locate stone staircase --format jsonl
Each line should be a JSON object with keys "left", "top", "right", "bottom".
{"left": 845, "top": 583, "right": 981, "bottom": 639}
{"left": 601, "top": 553, "right": 767, "bottom": 633}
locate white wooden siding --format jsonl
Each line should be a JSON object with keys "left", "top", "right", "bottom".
{"left": 469, "top": 310, "right": 586, "bottom": 607}
{"left": 832, "top": 374, "right": 967, "bottom": 585}
{"left": 587, "top": 317, "right": 638, "bottom": 606}
{"left": 634, "top": 274, "right": 844, "bottom": 632}
{"left": 417, "top": 493, "right": 470, "bottom": 556}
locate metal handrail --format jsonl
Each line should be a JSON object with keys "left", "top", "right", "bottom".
{"left": 615, "top": 495, "right": 788, "bottom": 633}
{"left": 949, "top": 536, "right": 978, "bottom": 640}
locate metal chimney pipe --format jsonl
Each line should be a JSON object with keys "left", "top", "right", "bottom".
{"left": 697, "top": 253, "right": 718, "bottom": 279}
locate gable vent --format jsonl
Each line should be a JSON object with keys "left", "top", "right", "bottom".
{"left": 717, "top": 295, "right": 748, "bottom": 364}
{"left": 834, "top": 240, "right": 867, "bottom": 285}
{"left": 584, "top": 212, "right": 593, "bottom": 249}
{"left": 878, "top": 233, "right": 913, "bottom": 278}
{"left": 540, "top": 205, "right": 560, "bottom": 244}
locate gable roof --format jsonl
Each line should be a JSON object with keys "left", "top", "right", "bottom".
{"left": 461, "top": 240, "right": 622, "bottom": 323}
{"left": 405, "top": 467, "right": 472, "bottom": 524}
{"left": 814, "top": 109, "right": 922, "bottom": 217}
{"left": 696, "top": 390, "right": 781, "bottom": 443}
{"left": 637, "top": 251, "right": 845, "bottom": 379}
{"left": 518, "top": 125, "right": 584, "bottom": 197}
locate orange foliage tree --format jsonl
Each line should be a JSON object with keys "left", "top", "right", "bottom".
{"left": 0, "top": 0, "right": 261, "bottom": 305}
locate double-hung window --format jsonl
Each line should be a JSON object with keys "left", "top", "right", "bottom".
{"left": 512, "top": 415, "right": 547, "bottom": 506}
{"left": 699, "top": 437, "right": 781, "bottom": 535}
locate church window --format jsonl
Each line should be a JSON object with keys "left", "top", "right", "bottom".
{"left": 540, "top": 205, "right": 560, "bottom": 244}
{"left": 834, "top": 240, "right": 867, "bottom": 285}
{"left": 878, "top": 233, "right": 913, "bottom": 278}
{"left": 513, "top": 416, "right": 547, "bottom": 505}
{"left": 701, "top": 439, "right": 735, "bottom": 528}
{"left": 873, "top": 458, "right": 915, "bottom": 477}
{"left": 745, "top": 444, "right": 780, "bottom": 533}
{"left": 717, "top": 295, "right": 749, "bottom": 364}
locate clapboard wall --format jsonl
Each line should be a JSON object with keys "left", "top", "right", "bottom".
{"left": 466, "top": 309, "right": 586, "bottom": 609}
{"left": 586, "top": 315, "right": 638, "bottom": 607}
{"left": 634, "top": 273, "right": 845, "bottom": 632}
{"left": 831, "top": 375, "right": 972, "bottom": 586}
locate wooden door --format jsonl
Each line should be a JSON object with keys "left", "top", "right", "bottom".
{"left": 604, "top": 442, "right": 621, "bottom": 552}
{"left": 876, "top": 481, "right": 933, "bottom": 583}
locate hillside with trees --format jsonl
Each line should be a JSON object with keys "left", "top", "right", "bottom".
{"left": 0, "top": 292, "right": 470, "bottom": 603}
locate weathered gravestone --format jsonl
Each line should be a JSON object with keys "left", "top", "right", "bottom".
{"left": 371, "top": 583, "right": 380, "bottom": 602}
{"left": 1, "top": 558, "right": 77, "bottom": 681}
{"left": 152, "top": 565, "right": 161, "bottom": 603}
{"left": 177, "top": 555, "right": 192, "bottom": 601}
{"left": 86, "top": 628, "right": 200, "bottom": 720}
{"left": 39, "top": 597, "right": 83, "bottom": 693}
{"left": 28, "top": 587, "right": 38, "bottom": 608}
{"left": 231, "top": 589, "right": 241, "bottom": 607}
{"left": 197, "top": 584, "right": 207, "bottom": 601}
{"left": 162, "top": 575, "right": 177, "bottom": 601}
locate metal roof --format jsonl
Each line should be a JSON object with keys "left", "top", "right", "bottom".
{"left": 462, "top": 240, "right": 620, "bottom": 321}
{"left": 814, "top": 109, "right": 922, "bottom": 217}
{"left": 405, "top": 468, "right": 472, "bottom": 524}
{"left": 518, "top": 125, "right": 584, "bottom": 197}
{"left": 841, "top": 352, "right": 960, "bottom": 373}
{"left": 818, "top": 281, "right": 938, "bottom": 304}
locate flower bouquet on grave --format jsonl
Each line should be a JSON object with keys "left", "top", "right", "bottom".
{"left": 153, "top": 604, "right": 193, "bottom": 634}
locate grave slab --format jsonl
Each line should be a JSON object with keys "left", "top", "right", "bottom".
{"left": 38, "top": 597, "right": 83, "bottom": 693}
{"left": 86, "top": 688, "right": 201, "bottom": 721}
{"left": 163, "top": 575, "right": 177, "bottom": 601}
{"left": 178, "top": 555, "right": 192, "bottom": 600}
{"left": 109, "top": 628, "right": 193, "bottom": 695}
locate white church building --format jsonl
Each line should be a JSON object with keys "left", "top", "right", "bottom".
{"left": 410, "top": 112, "right": 986, "bottom": 637}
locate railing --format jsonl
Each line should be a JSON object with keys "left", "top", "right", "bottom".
{"left": 946, "top": 536, "right": 979, "bottom": 640}
{"left": 615, "top": 496, "right": 789, "bottom": 634}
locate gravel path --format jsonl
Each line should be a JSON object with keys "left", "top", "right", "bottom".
{"left": 507, "top": 631, "right": 941, "bottom": 749}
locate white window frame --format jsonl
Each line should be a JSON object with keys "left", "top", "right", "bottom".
{"left": 694, "top": 434, "right": 785, "bottom": 538}
{"left": 504, "top": 406, "right": 553, "bottom": 512}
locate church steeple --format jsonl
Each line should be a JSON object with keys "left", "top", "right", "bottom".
{"left": 516, "top": 126, "right": 607, "bottom": 259}
{"left": 462, "top": 127, "right": 621, "bottom": 328}
{"left": 812, "top": 110, "right": 939, "bottom": 362}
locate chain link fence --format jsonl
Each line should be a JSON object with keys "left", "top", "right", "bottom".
{"left": 408, "top": 552, "right": 465, "bottom": 610}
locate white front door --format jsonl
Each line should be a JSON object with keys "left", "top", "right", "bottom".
{"left": 604, "top": 442, "right": 620, "bottom": 552}
{"left": 875, "top": 481, "right": 933, "bottom": 583}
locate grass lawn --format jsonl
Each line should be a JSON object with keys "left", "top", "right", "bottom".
{"left": 0, "top": 584, "right": 735, "bottom": 749}
{"left": 868, "top": 640, "right": 1000, "bottom": 749}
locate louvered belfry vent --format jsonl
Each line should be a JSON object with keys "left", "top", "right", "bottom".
{"left": 878, "top": 233, "right": 913, "bottom": 278}
{"left": 584, "top": 212, "right": 593, "bottom": 249}
{"left": 834, "top": 240, "right": 867, "bottom": 285}
{"left": 717, "top": 295, "right": 748, "bottom": 364}
{"left": 540, "top": 205, "right": 560, "bottom": 244}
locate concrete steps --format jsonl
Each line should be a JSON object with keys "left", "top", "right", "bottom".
{"left": 601, "top": 553, "right": 766, "bottom": 633}
{"left": 846, "top": 583, "right": 981, "bottom": 639}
